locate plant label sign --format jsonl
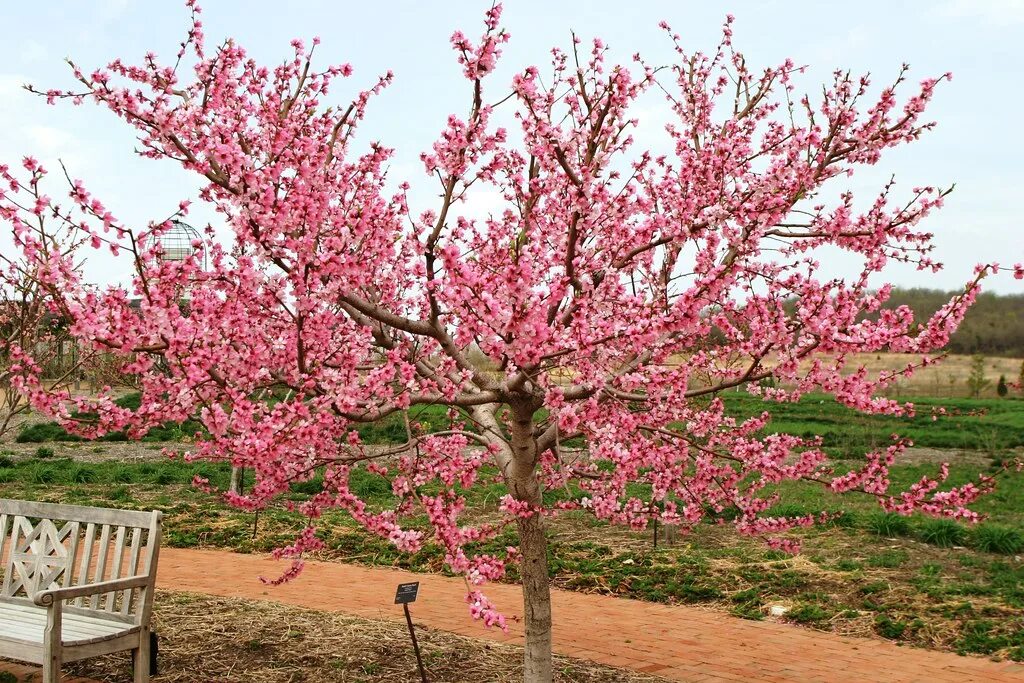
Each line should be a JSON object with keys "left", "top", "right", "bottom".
{"left": 395, "top": 581, "right": 420, "bottom": 604}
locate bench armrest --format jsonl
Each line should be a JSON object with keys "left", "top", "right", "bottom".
{"left": 33, "top": 574, "right": 152, "bottom": 606}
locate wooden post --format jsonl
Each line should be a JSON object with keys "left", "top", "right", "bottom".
{"left": 403, "top": 602, "right": 427, "bottom": 683}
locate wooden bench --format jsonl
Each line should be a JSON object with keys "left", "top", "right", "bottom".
{"left": 0, "top": 499, "right": 162, "bottom": 683}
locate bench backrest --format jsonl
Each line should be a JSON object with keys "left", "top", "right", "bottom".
{"left": 0, "top": 498, "right": 162, "bottom": 624}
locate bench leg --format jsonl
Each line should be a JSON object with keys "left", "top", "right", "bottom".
{"left": 42, "top": 649, "right": 62, "bottom": 683}
{"left": 43, "top": 608, "right": 62, "bottom": 683}
{"left": 133, "top": 628, "right": 151, "bottom": 683}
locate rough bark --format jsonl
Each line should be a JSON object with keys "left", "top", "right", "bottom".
{"left": 516, "top": 505, "right": 553, "bottom": 682}
{"left": 507, "top": 402, "right": 553, "bottom": 683}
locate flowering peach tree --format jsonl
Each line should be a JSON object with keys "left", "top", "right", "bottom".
{"left": 0, "top": 180, "right": 92, "bottom": 439}
{"left": 3, "top": 3, "right": 1017, "bottom": 680}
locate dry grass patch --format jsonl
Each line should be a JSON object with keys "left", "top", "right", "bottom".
{"left": 58, "top": 591, "right": 664, "bottom": 683}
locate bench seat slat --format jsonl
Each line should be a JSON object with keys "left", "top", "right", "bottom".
{"left": 0, "top": 602, "right": 140, "bottom": 646}
{"left": 1, "top": 607, "right": 124, "bottom": 641}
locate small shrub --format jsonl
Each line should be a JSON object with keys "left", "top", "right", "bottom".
{"left": 966, "top": 355, "right": 990, "bottom": 398}
{"left": 830, "top": 511, "right": 859, "bottom": 529}
{"left": 731, "top": 602, "right": 764, "bottom": 620}
{"left": 874, "top": 614, "right": 909, "bottom": 639}
{"left": 973, "top": 524, "right": 1024, "bottom": 555}
{"left": 859, "top": 581, "right": 889, "bottom": 595}
{"left": 69, "top": 465, "right": 98, "bottom": 484}
{"left": 730, "top": 588, "right": 761, "bottom": 604}
{"left": 29, "top": 464, "right": 58, "bottom": 484}
{"left": 0, "top": 455, "right": 15, "bottom": 468}
{"left": 16, "top": 422, "right": 81, "bottom": 443}
{"left": 166, "top": 529, "right": 200, "bottom": 547}
{"left": 679, "top": 583, "right": 723, "bottom": 601}
{"left": 956, "top": 618, "right": 1008, "bottom": 656}
{"left": 1, "top": 671, "right": 19, "bottom": 683}
{"left": 919, "top": 518, "right": 966, "bottom": 548}
{"left": 109, "top": 466, "right": 136, "bottom": 484}
{"left": 865, "top": 512, "right": 911, "bottom": 537}
{"left": 348, "top": 469, "right": 393, "bottom": 500}
{"left": 154, "top": 470, "right": 179, "bottom": 485}
{"left": 291, "top": 477, "right": 324, "bottom": 495}
{"left": 787, "top": 602, "right": 832, "bottom": 624}
{"left": 107, "top": 486, "right": 133, "bottom": 502}
{"left": 35, "top": 446, "right": 55, "bottom": 459}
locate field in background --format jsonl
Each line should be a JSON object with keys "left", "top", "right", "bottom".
{"left": 824, "top": 353, "right": 1023, "bottom": 399}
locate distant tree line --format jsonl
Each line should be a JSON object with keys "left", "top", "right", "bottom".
{"left": 883, "top": 288, "right": 1024, "bottom": 357}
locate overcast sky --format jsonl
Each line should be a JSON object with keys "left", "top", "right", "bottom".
{"left": 1, "top": 0, "right": 1021, "bottom": 293}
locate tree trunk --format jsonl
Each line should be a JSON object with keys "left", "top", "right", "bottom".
{"left": 507, "top": 402, "right": 553, "bottom": 683}
{"left": 517, "top": 505, "right": 553, "bottom": 682}
{"left": 229, "top": 466, "right": 243, "bottom": 495}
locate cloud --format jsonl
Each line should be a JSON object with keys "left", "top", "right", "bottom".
{"left": 939, "top": 0, "right": 1024, "bottom": 24}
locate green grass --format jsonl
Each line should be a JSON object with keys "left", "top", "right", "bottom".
{"left": 866, "top": 512, "right": 912, "bottom": 538}
{"left": 973, "top": 525, "right": 1024, "bottom": 555}
{"left": 16, "top": 392, "right": 205, "bottom": 443}
{"left": 16, "top": 395, "right": 459, "bottom": 445}
{"left": 17, "top": 391, "right": 1024, "bottom": 458}
{"left": 720, "top": 393, "right": 1024, "bottom": 457}
{"left": 787, "top": 601, "right": 834, "bottom": 624}
{"left": 0, "top": 457, "right": 231, "bottom": 489}
{"left": 918, "top": 519, "right": 967, "bottom": 548}
{"left": 765, "top": 463, "right": 1024, "bottom": 529}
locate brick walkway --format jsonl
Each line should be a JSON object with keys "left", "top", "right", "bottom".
{"left": 0, "top": 660, "right": 97, "bottom": 682}
{"left": 149, "top": 547, "right": 1022, "bottom": 683}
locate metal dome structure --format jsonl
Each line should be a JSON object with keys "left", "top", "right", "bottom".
{"left": 157, "top": 219, "right": 206, "bottom": 270}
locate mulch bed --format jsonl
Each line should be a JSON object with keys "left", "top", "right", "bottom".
{"left": 60, "top": 590, "right": 664, "bottom": 682}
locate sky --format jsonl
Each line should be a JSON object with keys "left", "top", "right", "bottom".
{"left": 0, "top": 0, "right": 1021, "bottom": 293}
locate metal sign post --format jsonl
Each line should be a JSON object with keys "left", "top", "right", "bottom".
{"left": 395, "top": 581, "right": 427, "bottom": 683}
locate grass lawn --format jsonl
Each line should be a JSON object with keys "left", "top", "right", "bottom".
{"left": 720, "top": 393, "right": 1024, "bottom": 457}
{"left": 17, "top": 392, "right": 1024, "bottom": 459}
{"left": 1, "top": 454, "right": 1022, "bottom": 662}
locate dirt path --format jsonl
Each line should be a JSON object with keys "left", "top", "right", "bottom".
{"left": 151, "top": 547, "right": 1024, "bottom": 683}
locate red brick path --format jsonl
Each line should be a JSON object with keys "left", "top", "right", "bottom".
{"left": 152, "top": 547, "right": 1023, "bottom": 682}
{"left": 0, "top": 660, "right": 97, "bottom": 682}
